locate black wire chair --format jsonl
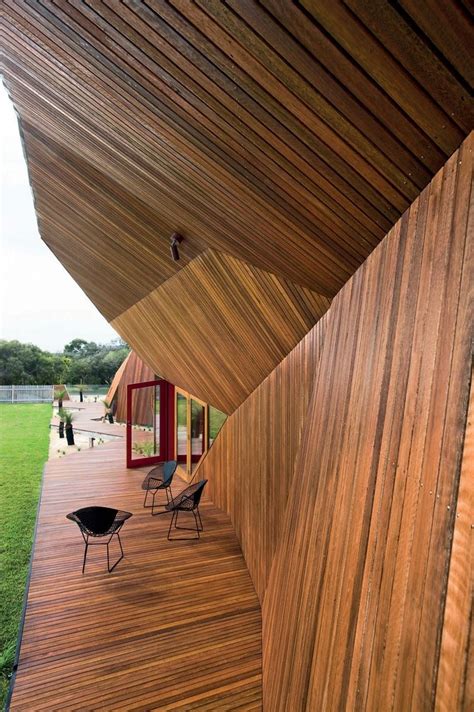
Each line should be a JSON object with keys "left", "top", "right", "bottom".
{"left": 165, "top": 480, "right": 207, "bottom": 540}
{"left": 66, "top": 506, "right": 132, "bottom": 573}
{"left": 142, "top": 460, "right": 177, "bottom": 515}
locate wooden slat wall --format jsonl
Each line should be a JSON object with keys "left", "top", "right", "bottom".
{"left": 263, "top": 135, "right": 473, "bottom": 711}
{"left": 199, "top": 135, "right": 473, "bottom": 709}
{"left": 9, "top": 441, "right": 262, "bottom": 711}
{"left": 112, "top": 250, "right": 331, "bottom": 414}
{"left": 2, "top": 1, "right": 473, "bottom": 319}
{"left": 106, "top": 351, "right": 156, "bottom": 424}
{"left": 106, "top": 352, "right": 131, "bottom": 405}
{"left": 435, "top": 373, "right": 473, "bottom": 712}
{"left": 199, "top": 316, "right": 327, "bottom": 601}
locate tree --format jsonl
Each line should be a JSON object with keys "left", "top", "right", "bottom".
{"left": 0, "top": 341, "right": 69, "bottom": 385}
{"left": 63, "top": 338, "right": 89, "bottom": 357}
{"left": 0, "top": 339, "right": 129, "bottom": 385}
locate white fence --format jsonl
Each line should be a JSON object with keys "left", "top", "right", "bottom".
{"left": 0, "top": 385, "right": 54, "bottom": 403}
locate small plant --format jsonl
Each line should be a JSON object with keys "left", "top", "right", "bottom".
{"left": 62, "top": 410, "right": 75, "bottom": 425}
{"left": 132, "top": 441, "right": 155, "bottom": 457}
{"left": 56, "top": 389, "right": 67, "bottom": 408}
{"left": 62, "top": 409, "right": 75, "bottom": 446}
{"left": 58, "top": 408, "right": 65, "bottom": 439}
{"left": 102, "top": 399, "right": 115, "bottom": 424}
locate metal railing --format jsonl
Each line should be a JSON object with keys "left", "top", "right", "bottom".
{"left": 0, "top": 385, "right": 54, "bottom": 403}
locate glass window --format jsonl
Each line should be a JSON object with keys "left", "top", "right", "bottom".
{"left": 208, "top": 406, "right": 227, "bottom": 446}
{"left": 176, "top": 392, "right": 188, "bottom": 459}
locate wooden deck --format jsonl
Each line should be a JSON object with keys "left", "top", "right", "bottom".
{"left": 53, "top": 401, "right": 126, "bottom": 438}
{"left": 10, "top": 442, "right": 262, "bottom": 711}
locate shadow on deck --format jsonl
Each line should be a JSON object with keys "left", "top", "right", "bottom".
{"left": 10, "top": 441, "right": 262, "bottom": 711}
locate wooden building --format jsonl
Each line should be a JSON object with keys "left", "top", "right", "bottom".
{"left": 106, "top": 350, "right": 155, "bottom": 424}
{"left": 106, "top": 351, "right": 227, "bottom": 475}
{"left": 2, "top": 2, "right": 472, "bottom": 710}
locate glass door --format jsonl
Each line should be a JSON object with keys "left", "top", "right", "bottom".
{"left": 174, "top": 389, "right": 209, "bottom": 475}
{"left": 176, "top": 390, "right": 188, "bottom": 464}
{"left": 191, "top": 398, "right": 207, "bottom": 462}
{"left": 126, "top": 380, "right": 167, "bottom": 468}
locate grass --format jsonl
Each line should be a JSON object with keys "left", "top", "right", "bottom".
{"left": 0, "top": 404, "right": 51, "bottom": 709}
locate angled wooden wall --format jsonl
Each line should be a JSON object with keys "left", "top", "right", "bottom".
{"left": 112, "top": 250, "right": 330, "bottom": 414}
{"left": 106, "top": 352, "right": 131, "bottom": 405}
{"left": 200, "top": 134, "right": 473, "bottom": 709}
{"left": 106, "top": 351, "right": 156, "bottom": 424}
{"left": 435, "top": 373, "right": 473, "bottom": 711}
{"left": 199, "top": 315, "right": 327, "bottom": 601}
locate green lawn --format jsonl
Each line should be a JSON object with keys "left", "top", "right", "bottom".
{"left": 0, "top": 404, "right": 51, "bottom": 708}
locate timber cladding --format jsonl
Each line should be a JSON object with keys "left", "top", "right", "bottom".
{"left": 1, "top": 1, "right": 473, "bottom": 319}
{"left": 106, "top": 350, "right": 155, "bottom": 424}
{"left": 112, "top": 250, "right": 331, "bottom": 415}
{"left": 200, "top": 134, "right": 473, "bottom": 709}
{"left": 199, "top": 315, "right": 327, "bottom": 601}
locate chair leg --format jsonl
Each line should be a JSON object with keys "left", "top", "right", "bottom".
{"left": 151, "top": 487, "right": 171, "bottom": 515}
{"left": 196, "top": 507, "right": 203, "bottom": 532}
{"left": 167, "top": 510, "right": 177, "bottom": 540}
{"left": 193, "top": 511, "right": 200, "bottom": 539}
{"left": 107, "top": 532, "right": 125, "bottom": 573}
{"left": 144, "top": 487, "right": 159, "bottom": 509}
{"left": 151, "top": 489, "right": 164, "bottom": 516}
{"left": 82, "top": 536, "right": 89, "bottom": 574}
{"left": 168, "top": 509, "right": 202, "bottom": 540}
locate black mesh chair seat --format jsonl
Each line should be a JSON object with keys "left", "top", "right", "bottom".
{"left": 66, "top": 506, "right": 132, "bottom": 573}
{"left": 165, "top": 480, "right": 207, "bottom": 540}
{"left": 142, "top": 460, "right": 177, "bottom": 515}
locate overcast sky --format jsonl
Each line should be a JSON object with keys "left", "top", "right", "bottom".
{"left": 0, "top": 83, "right": 119, "bottom": 353}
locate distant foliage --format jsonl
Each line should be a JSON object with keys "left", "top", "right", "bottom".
{"left": 0, "top": 338, "right": 130, "bottom": 385}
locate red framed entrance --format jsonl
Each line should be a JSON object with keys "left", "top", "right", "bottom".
{"left": 126, "top": 379, "right": 174, "bottom": 468}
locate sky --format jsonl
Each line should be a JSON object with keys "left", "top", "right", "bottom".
{"left": 0, "top": 84, "right": 119, "bottom": 353}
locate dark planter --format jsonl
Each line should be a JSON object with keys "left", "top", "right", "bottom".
{"left": 58, "top": 398, "right": 63, "bottom": 409}
{"left": 107, "top": 413, "right": 114, "bottom": 424}
{"left": 59, "top": 421, "right": 65, "bottom": 438}
{"left": 66, "top": 424, "right": 75, "bottom": 446}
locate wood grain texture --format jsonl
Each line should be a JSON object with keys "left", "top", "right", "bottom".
{"left": 1, "top": 0, "right": 473, "bottom": 317}
{"left": 262, "top": 134, "right": 473, "bottom": 711}
{"left": 194, "top": 135, "right": 473, "bottom": 709}
{"left": 435, "top": 372, "right": 474, "bottom": 712}
{"left": 106, "top": 352, "right": 131, "bottom": 407}
{"left": 112, "top": 250, "right": 331, "bottom": 415}
{"left": 9, "top": 441, "right": 262, "bottom": 711}
{"left": 198, "top": 316, "right": 327, "bottom": 602}
{"left": 106, "top": 351, "right": 156, "bottom": 424}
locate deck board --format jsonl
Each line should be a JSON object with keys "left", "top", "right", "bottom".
{"left": 9, "top": 441, "right": 262, "bottom": 711}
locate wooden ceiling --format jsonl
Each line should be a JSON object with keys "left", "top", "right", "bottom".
{"left": 2, "top": 1, "right": 473, "bottom": 321}
{"left": 112, "top": 249, "right": 330, "bottom": 413}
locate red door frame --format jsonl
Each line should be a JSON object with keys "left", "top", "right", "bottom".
{"left": 126, "top": 379, "right": 174, "bottom": 468}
